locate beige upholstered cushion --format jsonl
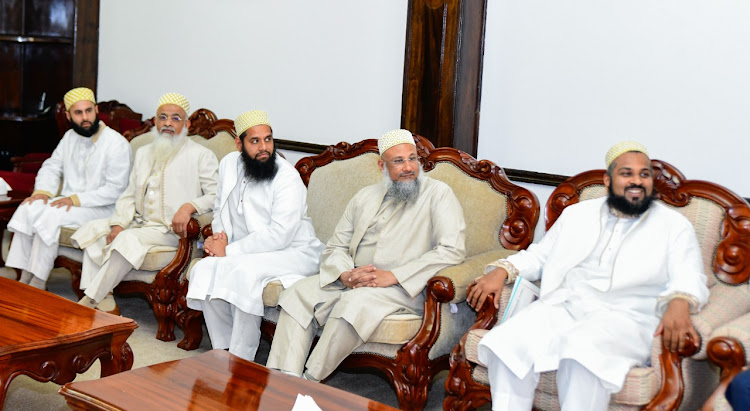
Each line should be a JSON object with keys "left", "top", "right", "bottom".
{"left": 425, "top": 163, "right": 507, "bottom": 256}
{"left": 262, "top": 280, "right": 284, "bottom": 307}
{"left": 129, "top": 130, "right": 155, "bottom": 154}
{"left": 189, "top": 131, "right": 237, "bottom": 162}
{"left": 59, "top": 226, "right": 77, "bottom": 247}
{"left": 306, "top": 153, "right": 382, "bottom": 244}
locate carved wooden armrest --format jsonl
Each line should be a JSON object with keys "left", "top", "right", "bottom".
{"left": 644, "top": 334, "right": 700, "bottom": 411}
{"left": 202, "top": 225, "right": 213, "bottom": 240}
{"left": 437, "top": 249, "right": 516, "bottom": 304}
{"left": 155, "top": 218, "right": 200, "bottom": 284}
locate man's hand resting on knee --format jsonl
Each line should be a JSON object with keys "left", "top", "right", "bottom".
{"left": 467, "top": 267, "right": 508, "bottom": 311}
{"left": 107, "top": 225, "right": 124, "bottom": 244}
{"left": 21, "top": 193, "right": 50, "bottom": 205}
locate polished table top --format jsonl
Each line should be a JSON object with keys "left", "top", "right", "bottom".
{"left": 0, "top": 276, "right": 137, "bottom": 355}
{"left": 60, "top": 349, "right": 400, "bottom": 410}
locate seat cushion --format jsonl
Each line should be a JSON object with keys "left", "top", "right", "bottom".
{"left": 464, "top": 329, "right": 659, "bottom": 407}
{"left": 58, "top": 244, "right": 177, "bottom": 272}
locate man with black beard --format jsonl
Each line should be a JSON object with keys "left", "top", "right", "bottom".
{"left": 6, "top": 87, "right": 131, "bottom": 289}
{"left": 186, "top": 110, "right": 324, "bottom": 362}
{"left": 266, "top": 129, "right": 466, "bottom": 381}
{"left": 468, "top": 142, "right": 708, "bottom": 410}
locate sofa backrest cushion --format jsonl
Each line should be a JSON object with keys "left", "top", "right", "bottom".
{"left": 306, "top": 152, "right": 382, "bottom": 244}
{"left": 425, "top": 163, "right": 508, "bottom": 256}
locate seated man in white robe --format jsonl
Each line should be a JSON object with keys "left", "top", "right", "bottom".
{"left": 186, "top": 110, "right": 324, "bottom": 362}
{"left": 6, "top": 87, "right": 131, "bottom": 289}
{"left": 266, "top": 129, "right": 467, "bottom": 381}
{"left": 467, "top": 141, "right": 710, "bottom": 411}
{"left": 72, "top": 93, "right": 218, "bottom": 314}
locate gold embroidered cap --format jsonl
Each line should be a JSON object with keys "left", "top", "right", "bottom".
{"left": 235, "top": 110, "right": 271, "bottom": 137}
{"left": 157, "top": 92, "right": 190, "bottom": 116}
{"left": 378, "top": 129, "right": 415, "bottom": 156}
{"left": 63, "top": 87, "right": 96, "bottom": 111}
{"left": 605, "top": 141, "right": 649, "bottom": 168}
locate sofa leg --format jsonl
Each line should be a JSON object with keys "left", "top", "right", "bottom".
{"left": 176, "top": 308, "right": 204, "bottom": 350}
{"left": 152, "top": 300, "right": 177, "bottom": 342}
{"left": 391, "top": 368, "right": 431, "bottom": 411}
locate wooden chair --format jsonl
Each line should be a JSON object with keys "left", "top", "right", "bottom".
{"left": 444, "top": 160, "right": 750, "bottom": 410}
{"left": 54, "top": 108, "right": 237, "bottom": 343}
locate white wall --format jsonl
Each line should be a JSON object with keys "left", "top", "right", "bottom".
{"left": 98, "top": 0, "right": 407, "bottom": 145}
{"left": 478, "top": 0, "right": 750, "bottom": 197}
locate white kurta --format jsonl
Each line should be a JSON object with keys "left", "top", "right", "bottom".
{"left": 6, "top": 125, "right": 131, "bottom": 280}
{"left": 71, "top": 136, "right": 218, "bottom": 296}
{"left": 478, "top": 197, "right": 710, "bottom": 392}
{"left": 186, "top": 152, "right": 324, "bottom": 316}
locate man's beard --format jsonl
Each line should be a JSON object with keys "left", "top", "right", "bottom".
{"left": 607, "top": 184, "right": 654, "bottom": 216}
{"left": 383, "top": 167, "right": 422, "bottom": 205}
{"left": 71, "top": 117, "right": 101, "bottom": 138}
{"left": 241, "top": 147, "right": 278, "bottom": 182}
{"left": 151, "top": 126, "right": 188, "bottom": 168}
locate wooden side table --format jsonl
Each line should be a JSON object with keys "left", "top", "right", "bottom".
{"left": 0, "top": 277, "right": 137, "bottom": 406}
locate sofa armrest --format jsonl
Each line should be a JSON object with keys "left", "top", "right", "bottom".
{"left": 195, "top": 212, "right": 213, "bottom": 232}
{"left": 646, "top": 335, "right": 700, "bottom": 411}
{"left": 436, "top": 248, "right": 517, "bottom": 304}
{"left": 692, "top": 285, "right": 750, "bottom": 357}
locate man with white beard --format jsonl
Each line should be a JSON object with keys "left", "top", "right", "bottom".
{"left": 72, "top": 93, "right": 218, "bottom": 314}
{"left": 6, "top": 87, "right": 131, "bottom": 290}
{"left": 266, "top": 129, "right": 466, "bottom": 381}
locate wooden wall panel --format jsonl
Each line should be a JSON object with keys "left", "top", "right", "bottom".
{"left": 401, "top": 0, "right": 486, "bottom": 156}
{"left": 0, "top": 0, "right": 23, "bottom": 35}
{"left": 22, "top": 43, "right": 72, "bottom": 113}
{"left": 72, "top": 0, "right": 99, "bottom": 90}
{"left": 0, "top": 42, "right": 22, "bottom": 111}
{"left": 24, "top": 0, "right": 75, "bottom": 37}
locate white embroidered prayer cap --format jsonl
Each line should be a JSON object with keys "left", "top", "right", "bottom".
{"left": 378, "top": 129, "right": 415, "bottom": 156}
{"left": 63, "top": 87, "right": 96, "bottom": 111}
{"left": 605, "top": 141, "right": 649, "bottom": 168}
{"left": 157, "top": 92, "right": 190, "bottom": 116}
{"left": 235, "top": 110, "right": 271, "bottom": 137}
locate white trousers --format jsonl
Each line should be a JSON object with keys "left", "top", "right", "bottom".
{"left": 80, "top": 226, "right": 176, "bottom": 302}
{"left": 487, "top": 353, "right": 612, "bottom": 411}
{"left": 266, "top": 308, "right": 363, "bottom": 380}
{"left": 202, "top": 298, "right": 262, "bottom": 362}
{"left": 6, "top": 199, "right": 112, "bottom": 281}
{"left": 81, "top": 250, "right": 133, "bottom": 302}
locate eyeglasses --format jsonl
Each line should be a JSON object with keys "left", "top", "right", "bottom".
{"left": 157, "top": 113, "right": 183, "bottom": 123}
{"left": 387, "top": 156, "right": 419, "bottom": 167}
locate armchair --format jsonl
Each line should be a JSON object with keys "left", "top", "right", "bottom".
{"left": 174, "top": 134, "right": 540, "bottom": 410}
{"left": 53, "top": 108, "right": 237, "bottom": 342}
{"left": 445, "top": 160, "right": 750, "bottom": 410}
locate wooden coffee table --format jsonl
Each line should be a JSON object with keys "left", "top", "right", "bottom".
{"left": 59, "top": 349, "right": 399, "bottom": 410}
{"left": 0, "top": 277, "right": 137, "bottom": 406}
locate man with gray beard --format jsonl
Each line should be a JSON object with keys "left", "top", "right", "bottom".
{"left": 267, "top": 129, "right": 466, "bottom": 382}
{"left": 72, "top": 93, "right": 218, "bottom": 314}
